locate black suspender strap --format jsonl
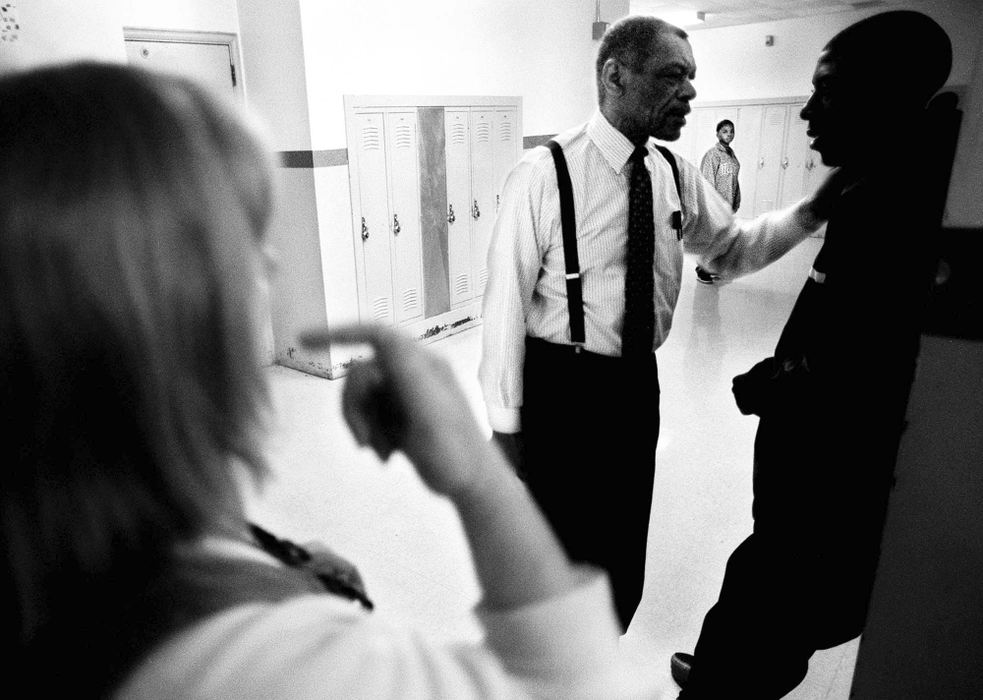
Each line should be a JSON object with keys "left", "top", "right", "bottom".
{"left": 546, "top": 139, "right": 586, "bottom": 345}
{"left": 544, "top": 140, "right": 685, "bottom": 346}
{"left": 653, "top": 144, "right": 684, "bottom": 240}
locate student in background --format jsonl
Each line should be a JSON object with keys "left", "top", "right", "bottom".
{"left": 696, "top": 119, "right": 741, "bottom": 284}
{"left": 0, "top": 61, "right": 657, "bottom": 699}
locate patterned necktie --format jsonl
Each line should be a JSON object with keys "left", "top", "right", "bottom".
{"left": 623, "top": 146, "right": 655, "bottom": 359}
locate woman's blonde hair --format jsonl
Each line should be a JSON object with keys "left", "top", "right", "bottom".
{"left": 0, "top": 61, "right": 275, "bottom": 686}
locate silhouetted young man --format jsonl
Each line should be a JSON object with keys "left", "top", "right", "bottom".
{"left": 673, "top": 11, "right": 954, "bottom": 697}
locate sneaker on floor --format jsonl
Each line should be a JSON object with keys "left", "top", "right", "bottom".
{"left": 670, "top": 652, "right": 694, "bottom": 688}
{"left": 695, "top": 266, "right": 715, "bottom": 284}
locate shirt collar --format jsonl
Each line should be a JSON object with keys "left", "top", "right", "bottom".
{"left": 588, "top": 110, "right": 646, "bottom": 173}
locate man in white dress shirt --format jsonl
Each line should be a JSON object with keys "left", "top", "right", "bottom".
{"left": 479, "top": 15, "right": 835, "bottom": 631}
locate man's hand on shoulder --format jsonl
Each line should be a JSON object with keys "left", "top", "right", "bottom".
{"left": 805, "top": 166, "right": 858, "bottom": 222}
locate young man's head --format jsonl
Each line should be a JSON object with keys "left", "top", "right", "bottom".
{"left": 596, "top": 15, "right": 697, "bottom": 144}
{"left": 801, "top": 11, "right": 951, "bottom": 167}
{"left": 716, "top": 119, "right": 735, "bottom": 146}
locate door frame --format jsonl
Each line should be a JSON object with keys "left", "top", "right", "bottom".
{"left": 122, "top": 28, "right": 244, "bottom": 104}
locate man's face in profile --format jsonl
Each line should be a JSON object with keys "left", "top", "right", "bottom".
{"left": 800, "top": 49, "right": 886, "bottom": 168}
{"left": 801, "top": 51, "right": 850, "bottom": 166}
{"left": 617, "top": 34, "right": 696, "bottom": 142}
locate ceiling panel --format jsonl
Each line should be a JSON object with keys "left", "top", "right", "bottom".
{"left": 628, "top": 0, "right": 916, "bottom": 29}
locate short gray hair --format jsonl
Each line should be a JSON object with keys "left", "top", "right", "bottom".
{"left": 596, "top": 15, "right": 688, "bottom": 102}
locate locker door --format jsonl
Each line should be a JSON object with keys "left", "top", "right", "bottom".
{"left": 470, "top": 109, "right": 496, "bottom": 297}
{"left": 493, "top": 107, "right": 520, "bottom": 206}
{"left": 753, "top": 105, "right": 789, "bottom": 215}
{"left": 734, "top": 105, "right": 763, "bottom": 218}
{"left": 353, "top": 112, "right": 395, "bottom": 325}
{"left": 445, "top": 109, "right": 473, "bottom": 307}
{"left": 385, "top": 111, "right": 424, "bottom": 325}
{"left": 779, "top": 104, "right": 811, "bottom": 208}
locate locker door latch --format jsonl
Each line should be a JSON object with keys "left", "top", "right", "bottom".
{"left": 361, "top": 217, "right": 370, "bottom": 241}
{"left": 448, "top": 204, "right": 456, "bottom": 224}
{"left": 472, "top": 200, "right": 481, "bottom": 219}
{"left": 393, "top": 214, "right": 401, "bottom": 235}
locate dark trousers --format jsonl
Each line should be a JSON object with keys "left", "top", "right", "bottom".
{"left": 681, "top": 407, "right": 894, "bottom": 698}
{"left": 681, "top": 531, "right": 878, "bottom": 699}
{"left": 520, "top": 337, "right": 660, "bottom": 631}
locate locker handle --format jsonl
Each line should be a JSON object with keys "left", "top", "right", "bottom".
{"left": 472, "top": 200, "right": 481, "bottom": 219}
{"left": 758, "top": 157, "right": 765, "bottom": 169}
{"left": 805, "top": 159, "right": 815, "bottom": 171}
{"left": 448, "top": 204, "right": 456, "bottom": 224}
{"left": 361, "top": 217, "right": 369, "bottom": 241}
{"left": 393, "top": 213, "right": 401, "bottom": 235}
{"left": 496, "top": 194, "right": 500, "bottom": 210}
{"left": 781, "top": 156, "right": 789, "bottom": 169}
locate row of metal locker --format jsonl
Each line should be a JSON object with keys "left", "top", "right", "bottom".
{"left": 345, "top": 99, "right": 521, "bottom": 327}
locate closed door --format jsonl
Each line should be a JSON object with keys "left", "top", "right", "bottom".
{"left": 470, "top": 110, "right": 496, "bottom": 296}
{"left": 353, "top": 112, "right": 395, "bottom": 324}
{"left": 125, "top": 39, "right": 237, "bottom": 102}
{"left": 445, "top": 109, "right": 473, "bottom": 307}
{"left": 734, "top": 105, "right": 763, "bottom": 218}
{"left": 779, "top": 104, "right": 811, "bottom": 209}
{"left": 385, "top": 111, "right": 424, "bottom": 325}
{"left": 493, "top": 107, "right": 520, "bottom": 209}
{"left": 753, "top": 105, "right": 789, "bottom": 216}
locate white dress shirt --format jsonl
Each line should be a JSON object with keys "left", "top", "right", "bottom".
{"left": 480, "top": 111, "right": 823, "bottom": 433}
{"left": 115, "top": 542, "right": 660, "bottom": 700}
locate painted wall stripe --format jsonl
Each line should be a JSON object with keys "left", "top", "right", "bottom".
{"left": 279, "top": 136, "right": 556, "bottom": 169}
{"left": 523, "top": 134, "right": 557, "bottom": 149}
{"left": 278, "top": 149, "right": 349, "bottom": 168}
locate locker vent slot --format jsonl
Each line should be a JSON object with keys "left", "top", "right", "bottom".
{"left": 450, "top": 122, "right": 467, "bottom": 145}
{"left": 402, "top": 288, "right": 420, "bottom": 313}
{"left": 361, "top": 126, "right": 382, "bottom": 151}
{"left": 454, "top": 273, "right": 470, "bottom": 297}
{"left": 372, "top": 296, "right": 391, "bottom": 320}
{"left": 393, "top": 124, "right": 413, "bottom": 150}
{"left": 478, "top": 268, "right": 488, "bottom": 289}
{"left": 474, "top": 121, "right": 491, "bottom": 143}
{"left": 498, "top": 119, "right": 513, "bottom": 142}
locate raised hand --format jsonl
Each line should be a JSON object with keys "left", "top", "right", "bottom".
{"left": 300, "top": 325, "right": 492, "bottom": 498}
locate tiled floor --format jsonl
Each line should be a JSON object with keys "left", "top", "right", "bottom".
{"left": 247, "top": 236, "right": 859, "bottom": 698}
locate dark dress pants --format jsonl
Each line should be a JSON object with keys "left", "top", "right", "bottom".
{"left": 680, "top": 411, "right": 891, "bottom": 698}
{"left": 520, "top": 337, "right": 660, "bottom": 631}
